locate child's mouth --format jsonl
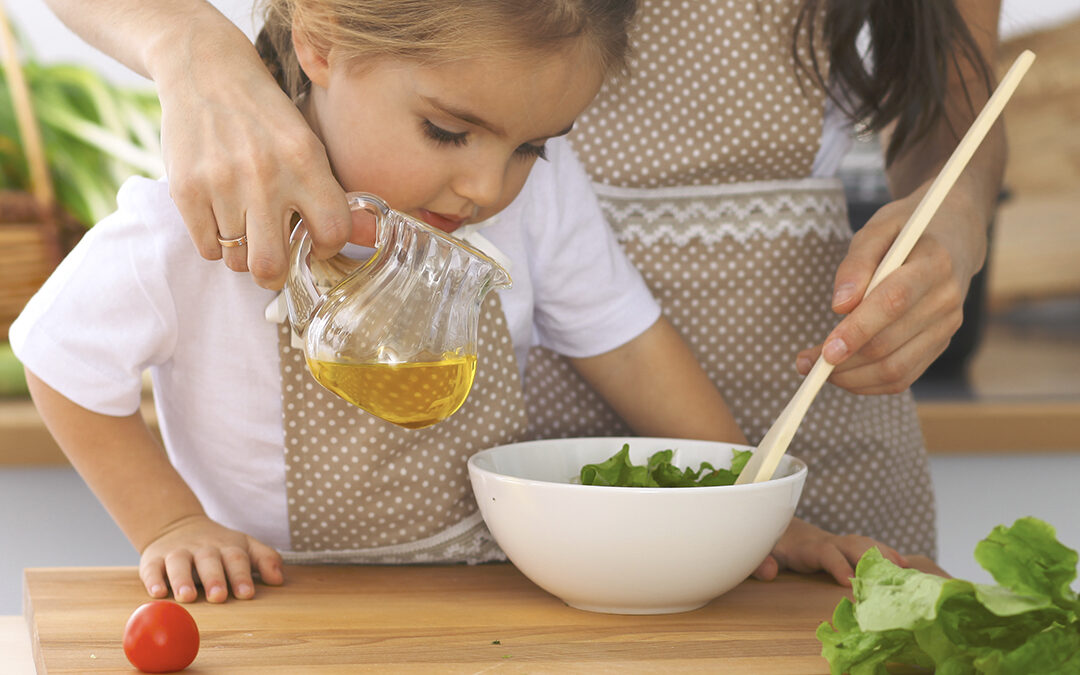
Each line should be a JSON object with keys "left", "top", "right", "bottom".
{"left": 417, "top": 209, "right": 465, "bottom": 233}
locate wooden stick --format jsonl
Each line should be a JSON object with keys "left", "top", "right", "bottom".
{"left": 0, "top": 3, "right": 55, "bottom": 211}
{"left": 736, "top": 49, "right": 1036, "bottom": 485}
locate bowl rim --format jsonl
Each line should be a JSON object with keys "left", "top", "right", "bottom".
{"left": 467, "top": 436, "right": 807, "bottom": 493}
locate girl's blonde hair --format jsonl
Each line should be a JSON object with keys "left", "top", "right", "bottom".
{"left": 256, "top": 0, "right": 638, "bottom": 99}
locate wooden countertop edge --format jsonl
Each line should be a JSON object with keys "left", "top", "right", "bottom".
{"left": 1, "top": 397, "right": 1078, "bottom": 465}
{"left": 21, "top": 570, "right": 43, "bottom": 675}
{"left": 917, "top": 399, "right": 1080, "bottom": 453}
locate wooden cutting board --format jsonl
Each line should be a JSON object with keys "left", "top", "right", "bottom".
{"left": 24, "top": 563, "right": 853, "bottom": 673}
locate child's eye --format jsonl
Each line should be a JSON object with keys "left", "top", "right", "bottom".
{"left": 423, "top": 119, "right": 547, "bottom": 161}
{"left": 422, "top": 120, "right": 468, "bottom": 147}
{"left": 514, "top": 142, "right": 548, "bottom": 161}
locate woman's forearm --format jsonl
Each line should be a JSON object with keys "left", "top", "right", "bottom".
{"left": 884, "top": 0, "right": 1005, "bottom": 226}
{"left": 24, "top": 369, "right": 207, "bottom": 553}
{"left": 43, "top": 0, "right": 248, "bottom": 82}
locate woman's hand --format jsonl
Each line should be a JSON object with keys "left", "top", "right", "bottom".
{"left": 41, "top": 0, "right": 352, "bottom": 287}
{"left": 753, "top": 517, "right": 911, "bottom": 586}
{"left": 139, "top": 514, "right": 285, "bottom": 603}
{"left": 151, "top": 11, "right": 352, "bottom": 289}
{"left": 795, "top": 182, "right": 989, "bottom": 394}
{"left": 802, "top": 0, "right": 1004, "bottom": 395}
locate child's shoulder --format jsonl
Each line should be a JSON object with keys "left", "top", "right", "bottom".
{"left": 114, "top": 176, "right": 186, "bottom": 234}
{"left": 85, "top": 176, "right": 199, "bottom": 256}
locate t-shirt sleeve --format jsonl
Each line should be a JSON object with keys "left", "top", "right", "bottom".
{"left": 526, "top": 139, "right": 660, "bottom": 357}
{"left": 9, "top": 178, "right": 178, "bottom": 416}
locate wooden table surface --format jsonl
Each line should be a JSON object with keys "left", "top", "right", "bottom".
{"left": 22, "top": 563, "right": 855, "bottom": 674}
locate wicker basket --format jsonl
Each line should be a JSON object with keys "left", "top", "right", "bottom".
{"left": 0, "top": 3, "right": 64, "bottom": 340}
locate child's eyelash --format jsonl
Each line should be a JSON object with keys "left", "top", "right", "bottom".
{"left": 514, "top": 143, "right": 548, "bottom": 161}
{"left": 422, "top": 120, "right": 467, "bottom": 147}
{"left": 422, "top": 119, "right": 548, "bottom": 161}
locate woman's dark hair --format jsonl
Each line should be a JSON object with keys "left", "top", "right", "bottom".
{"left": 796, "top": 0, "right": 995, "bottom": 166}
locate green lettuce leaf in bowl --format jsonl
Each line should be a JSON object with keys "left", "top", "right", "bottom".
{"left": 817, "top": 517, "right": 1080, "bottom": 674}
{"left": 578, "top": 443, "right": 753, "bottom": 487}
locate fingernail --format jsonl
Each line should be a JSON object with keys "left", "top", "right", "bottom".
{"left": 796, "top": 356, "right": 812, "bottom": 374}
{"left": 179, "top": 585, "right": 195, "bottom": 599}
{"left": 237, "top": 583, "right": 252, "bottom": 596}
{"left": 823, "top": 337, "right": 848, "bottom": 363}
{"left": 150, "top": 584, "right": 165, "bottom": 596}
{"left": 832, "top": 283, "right": 855, "bottom": 307}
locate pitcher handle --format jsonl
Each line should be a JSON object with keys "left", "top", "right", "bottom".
{"left": 284, "top": 193, "right": 391, "bottom": 336}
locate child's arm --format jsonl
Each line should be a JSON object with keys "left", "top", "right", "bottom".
{"left": 25, "top": 369, "right": 284, "bottom": 602}
{"left": 570, "top": 317, "right": 921, "bottom": 585}
{"left": 568, "top": 317, "right": 747, "bottom": 444}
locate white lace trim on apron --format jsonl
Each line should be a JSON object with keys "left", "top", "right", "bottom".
{"left": 594, "top": 177, "right": 851, "bottom": 246}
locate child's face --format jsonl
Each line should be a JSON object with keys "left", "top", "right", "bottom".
{"left": 299, "top": 42, "right": 604, "bottom": 235}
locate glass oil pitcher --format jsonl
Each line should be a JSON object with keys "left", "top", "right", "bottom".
{"left": 285, "top": 193, "right": 512, "bottom": 429}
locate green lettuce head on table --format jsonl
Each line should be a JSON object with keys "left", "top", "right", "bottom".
{"left": 817, "top": 517, "right": 1080, "bottom": 674}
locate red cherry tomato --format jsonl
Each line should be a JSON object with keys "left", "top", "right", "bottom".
{"left": 122, "top": 600, "right": 200, "bottom": 673}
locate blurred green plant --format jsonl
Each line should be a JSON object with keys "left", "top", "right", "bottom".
{"left": 1, "top": 31, "right": 163, "bottom": 228}
{"left": 0, "top": 341, "right": 26, "bottom": 397}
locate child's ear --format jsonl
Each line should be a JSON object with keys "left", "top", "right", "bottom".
{"left": 292, "top": 20, "right": 330, "bottom": 88}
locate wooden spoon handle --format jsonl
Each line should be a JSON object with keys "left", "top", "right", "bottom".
{"left": 736, "top": 49, "right": 1036, "bottom": 485}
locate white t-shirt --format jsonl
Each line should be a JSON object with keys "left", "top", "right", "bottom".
{"left": 812, "top": 97, "right": 856, "bottom": 178}
{"left": 10, "top": 137, "right": 660, "bottom": 551}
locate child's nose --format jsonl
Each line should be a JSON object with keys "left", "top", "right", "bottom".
{"left": 451, "top": 160, "right": 506, "bottom": 209}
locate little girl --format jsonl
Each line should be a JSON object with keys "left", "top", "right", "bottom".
{"left": 15, "top": 0, "right": 905, "bottom": 603}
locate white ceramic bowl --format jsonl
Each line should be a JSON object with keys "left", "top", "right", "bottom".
{"left": 468, "top": 437, "right": 807, "bottom": 614}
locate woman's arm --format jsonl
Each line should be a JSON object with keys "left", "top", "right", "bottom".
{"left": 25, "top": 369, "right": 284, "bottom": 602}
{"left": 44, "top": 0, "right": 351, "bottom": 289}
{"left": 799, "top": 0, "right": 1005, "bottom": 394}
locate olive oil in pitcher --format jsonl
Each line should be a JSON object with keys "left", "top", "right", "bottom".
{"left": 306, "top": 353, "right": 477, "bottom": 429}
{"left": 286, "top": 193, "right": 510, "bottom": 429}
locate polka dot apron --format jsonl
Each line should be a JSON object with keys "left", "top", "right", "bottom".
{"left": 277, "top": 292, "right": 527, "bottom": 564}
{"left": 523, "top": 0, "right": 936, "bottom": 557}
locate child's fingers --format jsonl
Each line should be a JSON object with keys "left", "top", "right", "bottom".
{"left": 751, "top": 554, "right": 779, "bottom": 581}
{"left": 249, "top": 538, "right": 286, "bottom": 586}
{"left": 819, "top": 545, "right": 856, "bottom": 588}
{"left": 192, "top": 549, "right": 230, "bottom": 603}
{"left": 164, "top": 550, "right": 199, "bottom": 602}
{"left": 138, "top": 557, "right": 170, "bottom": 599}
{"left": 874, "top": 545, "right": 909, "bottom": 569}
{"left": 220, "top": 546, "right": 257, "bottom": 600}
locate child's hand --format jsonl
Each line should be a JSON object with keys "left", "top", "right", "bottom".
{"left": 138, "top": 514, "right": 285, "bottom": 603}
{"left": 752, "top": 517, "right": 911, "bottom": 587}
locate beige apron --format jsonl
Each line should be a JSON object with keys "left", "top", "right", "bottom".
{"left": 278, "top": 292, "right": 527, "bottom": 564}
{"left": 524, "top": 0, "right": 936, "bottom": 557}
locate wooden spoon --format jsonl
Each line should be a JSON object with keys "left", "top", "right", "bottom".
{"left": 736, "top": 49, "right": 1036, "bottom": 485}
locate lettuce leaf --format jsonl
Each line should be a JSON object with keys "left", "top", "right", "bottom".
{"left": 818, "top": 517, "right": 1080, "bottom": 674}
{"left": 578, "top": 444, "right": 752, "bottom": 487}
